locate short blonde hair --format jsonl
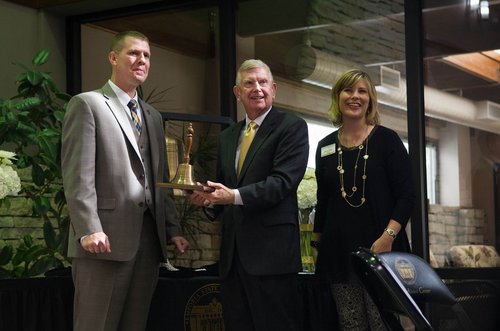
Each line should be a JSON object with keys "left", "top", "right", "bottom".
{"left": 110, "top": 31, "right": 149, "bottom": 53}
{"left": 327, "top": 69, "right": 380, "bottom": 127}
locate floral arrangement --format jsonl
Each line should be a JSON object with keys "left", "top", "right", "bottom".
{"left": 297, "top": 167, "right": 317, "bottom": 271}
{"left": 0, "top": 150, "right": 21, "bottom": 200}
{"left": 297, "top": 167, "right": 317, "bottom": 210}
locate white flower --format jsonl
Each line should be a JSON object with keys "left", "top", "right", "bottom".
{"left": 0, "top": 151, "right": 21, "bottom": 200}
{"left": 297, "top": 167, "right": 317, "bottom": 209}
{"left": 0, "top": 150, "right": 16, "bottom": 166}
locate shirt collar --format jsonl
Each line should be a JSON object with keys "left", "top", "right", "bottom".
{"left": 108, "top": 80, "right": 138, "bottom": 107}
{"left": 245, "top": 106, "right": 272, "bottom": 127}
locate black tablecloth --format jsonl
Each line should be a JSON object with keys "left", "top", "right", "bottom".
{"left": 2, "top": 268, "right": 499, "bottom": 331}
{"left": 0, "top": 276, "right": 74, "bottom": 331}
{"left": 0, "top": 270, "right": 338, "bottom": 331}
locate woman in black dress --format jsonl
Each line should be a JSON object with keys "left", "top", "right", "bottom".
{"left": 312, "top": 69, "right": 415, "bottom": 330}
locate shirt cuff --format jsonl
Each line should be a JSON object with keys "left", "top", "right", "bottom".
{"left": 233, "top": 189, "right": 243, "bottom": 205}
{"left": 79, "top": 234, "right": 88, "bottom": 244}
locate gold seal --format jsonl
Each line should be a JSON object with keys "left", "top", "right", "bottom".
{"left": 184, "top": 283, "right": 224, "bottom": 331}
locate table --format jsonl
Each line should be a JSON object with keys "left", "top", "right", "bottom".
{"left": 0, "top": 269, "right": 338, "bottom": 331}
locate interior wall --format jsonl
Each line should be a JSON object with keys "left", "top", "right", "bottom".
{"left": 458, "top": 126, "right": 473, "bottom": 206}
{"left": 234, "top": 35, "right": 256, "bottom": 121}
{"left": 439, "top": 123, "right": 473, "bottom": 207}
{"left": 81, "top": 25, "right": 208, "bottom": 117}
{"left": 0, "top": 0, "right": 66, "bottom": 98}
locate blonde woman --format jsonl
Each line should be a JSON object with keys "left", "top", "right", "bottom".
{"left": 312, "top": 69, "right": 415, "bottom": 330}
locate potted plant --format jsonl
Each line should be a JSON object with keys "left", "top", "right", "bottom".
{"left": 0, "top": 49, "right": 71, "bottom": 278}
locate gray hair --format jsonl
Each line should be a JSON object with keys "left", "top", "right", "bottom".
{"left": 235, "top": 59, "right": 274, "bottom": 85}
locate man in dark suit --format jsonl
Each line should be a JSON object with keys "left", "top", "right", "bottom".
{"left": 61, "top": 31, "right": 189, "bottom": 331}
{"left": 191, "top": 59, "right": 309, "bottom": 331}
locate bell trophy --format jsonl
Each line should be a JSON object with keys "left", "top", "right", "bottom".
{"left": 157, "top": 122, "right": 204, "bottom": 191}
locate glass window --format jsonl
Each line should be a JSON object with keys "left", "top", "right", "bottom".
{"left": 403, "top": 140, "right": 438, "bottom": 205}
{"left": 81, "top": 6, "right": 221, "bottom": 125}
{"left": 423, "top": 2, "right": 500, "bottom": 268}
{"left": 236, "top": 0, "right": 409, "bottom": 166}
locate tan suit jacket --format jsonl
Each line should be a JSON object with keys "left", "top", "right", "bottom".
{"left": 61, "top": 82, "right": 180, "bottom": 262}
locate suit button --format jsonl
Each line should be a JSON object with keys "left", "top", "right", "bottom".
{"left": 138, "top": 202, "right": 144, "bottom": 207}
{"left": 140, "top": 174, "right": 145, "bottom": 179}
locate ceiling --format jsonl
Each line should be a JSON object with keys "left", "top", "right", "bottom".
{"left": 6, "top": 0, "right": 500, "bottom": 105}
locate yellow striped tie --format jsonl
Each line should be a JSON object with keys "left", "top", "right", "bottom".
{"left": 237, "top": 121, "right": 258, "bottom": 176}
{"left": 127, "top": 99, "right": 142, "bottom": 136}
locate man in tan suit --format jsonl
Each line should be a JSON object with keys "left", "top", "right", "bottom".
{"left": 61, "top": 31, "right": 189, "bottom": 331}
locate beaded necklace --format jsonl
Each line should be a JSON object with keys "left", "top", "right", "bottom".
{"left": 336, "top": 128, "right": 369, "bottom": 207}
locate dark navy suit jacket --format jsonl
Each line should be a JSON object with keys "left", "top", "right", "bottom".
{"left": 214, "top": 107, "right": 309, "bottom": 277}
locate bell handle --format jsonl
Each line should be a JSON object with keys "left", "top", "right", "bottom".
{"left": 184, "top": 122, "right": 194, "bottom": 164}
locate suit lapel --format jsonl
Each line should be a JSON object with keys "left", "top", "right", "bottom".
{"left": 226, "top": 121, "right": 245, "bottom": 184}
{"left": 101, "top": 83, "right": 141, "bottom": 160}
{"left": 141, "top": 101, "right": 160, "bottom": 182}
{"left": 237, "top": 108, "right": 279, "bottom": 182}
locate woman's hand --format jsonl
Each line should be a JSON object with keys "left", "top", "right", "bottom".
{"left": 371, "top": 235, "right": 393, "bottom": 253}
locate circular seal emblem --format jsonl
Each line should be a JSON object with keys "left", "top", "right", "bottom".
{"left": 184, "top": 283, "right": 224, "bottom": 331}
{"left": 394, "top": 257, "right": 417, "bottom": 285}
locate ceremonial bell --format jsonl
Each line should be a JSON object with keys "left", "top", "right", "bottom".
{"left": 171, "top": 122, "right": 197, "bottom": 186}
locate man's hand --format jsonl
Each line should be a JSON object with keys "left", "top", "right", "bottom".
{"left": 192, "top": 181, "right": 235, "bottom": 205}
{"left": 170, "top": 236, "right": 189, "bottom": 254}
{"left": 188, "top": 190, "right": 211, "bottom": 207}
{"left": 80, "top": 231, "right": 111, "bottom": 253}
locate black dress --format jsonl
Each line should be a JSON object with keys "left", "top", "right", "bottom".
{"left": 314, "top": 125, "right": 415, "bottom": 282}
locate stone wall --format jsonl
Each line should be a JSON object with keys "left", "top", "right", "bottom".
{"left": 167, "top": 214, "right": 221, "bottom": 269}
{"left": 0, "top": 196, "right": 47, "bottom": 246}
{"left": 0, "top": 190, "right": 221, "bottom": 271}
{"left": 0, "top": 167, "right": 52, "bottom": 248}
{"left": 2, "top": 195, "right": 491, "bottom": 271}
{"left": 160, "top": 195, "right": 221, "bottom": 269}
{"left": 428, "top": 204, "right": 485, "bottom": 267}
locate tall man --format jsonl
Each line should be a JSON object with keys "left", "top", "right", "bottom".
{"left": 61, "top": 31, "right": 189, "bottom": 331}
{"left": 191, "top": 59, "right": 309, "bottom": 331}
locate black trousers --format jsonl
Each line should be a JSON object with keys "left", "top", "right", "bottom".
{"left": 220, "top": 253, "right": 302, "bottom": 331}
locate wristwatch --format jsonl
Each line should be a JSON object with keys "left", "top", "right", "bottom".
{"left": 384, "top": 227, "right": 397, "bottom": 239}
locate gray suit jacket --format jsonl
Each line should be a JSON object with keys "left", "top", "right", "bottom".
{"left": 61, "top": 82, "right": 181, "bottom": 262}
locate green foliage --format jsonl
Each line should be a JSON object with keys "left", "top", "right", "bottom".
{"left": 0, "top": 49, "right": 71, "bottom": 278}
{"left": 190, "top": 127, "right": 218, "bottom": 184}
{"left": 0, "top": 235, "right": 64, "bottom": 278}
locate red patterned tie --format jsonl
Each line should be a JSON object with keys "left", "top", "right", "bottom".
{"left": 127, "top": 99, "right": 142, "bottom": 136}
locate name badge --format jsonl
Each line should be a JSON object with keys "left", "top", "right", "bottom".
{"left": 321, "top": 144, "right": 336, "bottom": 157}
